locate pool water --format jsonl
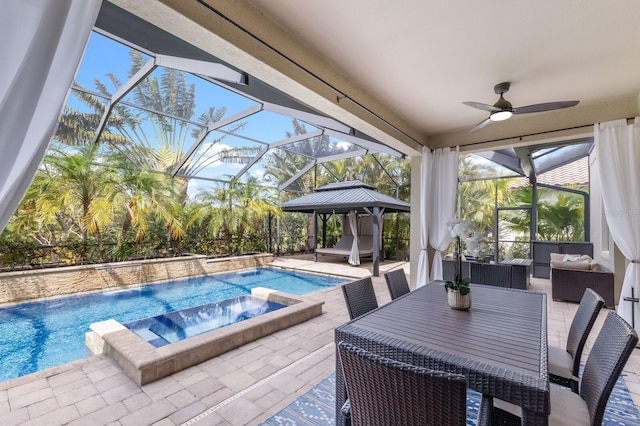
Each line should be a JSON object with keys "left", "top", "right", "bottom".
{"left": 126, "top": 296, "right": 287, "bottom": 347}
{"left": 0, "top": 267, "right": 345, "bottom": 382}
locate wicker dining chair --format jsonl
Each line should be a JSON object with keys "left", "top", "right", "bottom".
{"left": 489, "top": 311, "right": 638, "bottom": 425}
{"left": 383, "top": 269, "right": 410, "bottom": 300}
{"left": 337, "top": 341, "right": 474, "bottom": 426}
{"left": 549, "top": 288, "right": 604, "bottom": 392}
{"left": 341, "top": 277, "right": 378, "bottom": 320}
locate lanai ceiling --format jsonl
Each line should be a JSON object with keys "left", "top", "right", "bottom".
{"left": 107, "top": 0, "right": 640, "bottom": 157}
{"left": 242, "top": 0, "right": 640, "bottom": 151}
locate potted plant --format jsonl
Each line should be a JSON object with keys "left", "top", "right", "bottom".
{"left": 444, "top": 219, "right": 477, "bottom": 310}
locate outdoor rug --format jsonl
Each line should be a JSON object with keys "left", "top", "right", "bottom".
{"left": 260, "top": 372, "right": 640, "bottom": 425}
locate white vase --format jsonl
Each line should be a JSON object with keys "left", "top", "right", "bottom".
{"left": 447, "top": 289, "right": 471, "bottom": 310}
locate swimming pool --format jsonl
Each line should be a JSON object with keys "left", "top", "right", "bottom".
{"left": 0, "top": 267, "right": 345, "bottom": 382}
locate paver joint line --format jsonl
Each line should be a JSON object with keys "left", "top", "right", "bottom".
{"left": 180, "top": 342, "right": 333, "bottom": 425}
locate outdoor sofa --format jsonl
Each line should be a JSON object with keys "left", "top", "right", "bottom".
{"left": 550, "top": 253, "right": 615, "bottom": 308}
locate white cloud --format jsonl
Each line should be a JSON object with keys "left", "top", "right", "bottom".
{"left": 186, "top": 179, "right": 199, "bottom": 199}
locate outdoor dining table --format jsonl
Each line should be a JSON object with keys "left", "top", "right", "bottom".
{"left": 335, "top": 281, "right": 550, "bottom": 426}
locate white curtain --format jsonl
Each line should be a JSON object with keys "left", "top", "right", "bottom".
{"left": 416, "top": 147, "right": 432, "bottom": 288}
{"left": 348, "top": 210, "right": 360, "bottom": 265}
{"left": 428, "top": 148, "right": 459, "bottom": 281}
{"left": 0, "top": 0, "right": 101, "bottom": 232}
{"left": 595, "top": 119, "right": 640, "bottom": 333}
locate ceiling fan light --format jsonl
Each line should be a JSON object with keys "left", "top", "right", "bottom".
{"left": 490, "top": 110, "right": 513, "bottom": 122}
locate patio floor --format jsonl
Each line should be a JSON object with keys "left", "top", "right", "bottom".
{"left": 0, "top": 254, "right": 638, "bottom": 425}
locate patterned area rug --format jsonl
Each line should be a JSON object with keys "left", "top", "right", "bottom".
{"left": 260, "top": 372, "right": 640, "bottom": 425}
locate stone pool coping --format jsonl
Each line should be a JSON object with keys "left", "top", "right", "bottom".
{"left": 85, "top": 287, "right": 323, "bottom": 385}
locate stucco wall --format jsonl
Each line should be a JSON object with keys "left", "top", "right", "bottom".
{"left": 589, "top": 147, "right": 623, "bottom": 305}
{"left": 0, "top": 253, "right": 273, "bottom": 305}
{"left": 409, "top": 154, "right": 422, "bottom": 289}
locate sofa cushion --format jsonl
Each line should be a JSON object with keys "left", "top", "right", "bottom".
{"left": 550, "top": 259, "right": 593, "bottom": 271}
{"left": 590, "top": 261, "right": 604, "bottom": 272}
{"left": 550, "top": 253, "right": 602, "bottom": 271}
{"left": 564, "top": 254, "right": 593, "bottom": 262}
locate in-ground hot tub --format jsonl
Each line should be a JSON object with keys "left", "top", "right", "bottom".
{"left": 125, "top": 295, "right": 288, "bottom": 348}
{"left": 86, "top": 287, "right": 323, "bottom": 385}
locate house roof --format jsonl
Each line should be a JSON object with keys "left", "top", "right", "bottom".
{"left": 537, "top": 156, "right": 589, "bottom": 187}
{"left": 281, "top": 180, "right": 410, "bottom": 214}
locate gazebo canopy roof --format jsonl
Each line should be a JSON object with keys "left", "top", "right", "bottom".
{"left": 281, "top": 180, "right": 410, "bottom": 214}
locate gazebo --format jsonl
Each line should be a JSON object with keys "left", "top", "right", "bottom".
{"left": 281, "top": 180, "right": 410, "bottom": 276}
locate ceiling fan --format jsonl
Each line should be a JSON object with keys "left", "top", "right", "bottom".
{"left": 464, "top": 82, "right": 579, "bottom": 133}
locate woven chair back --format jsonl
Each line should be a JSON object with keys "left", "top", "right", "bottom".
{"left": 338, "top": 341, "right": 467, "bottom": 426}
{"left": 566, "top": 288, "right": 605, "bottom": 376}
{"left": 580, "top": 311, "right": 638, "bottom": 425}
{"left": 384, "top": 269, "right": 410, "bottom": 300}
{"left": 341, "top": 277, "right": 378, "bottom": 320}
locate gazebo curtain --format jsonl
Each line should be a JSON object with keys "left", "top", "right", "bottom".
{"left": 0, "top": 0, "right": 101, "bottom": 233}
{"left": 595, "top": 119, "right": 640, "bottom": 333}
{"left": 348, "top": 211, "right": 360, "bottom": 265}
{"left": 416, "top": 147, "right": 432, "bottom": 288}
{"left": 428, "top": 148, "right": 459, "bottom": 281}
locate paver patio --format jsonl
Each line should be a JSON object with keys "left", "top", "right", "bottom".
{"left": 0, "top": 254, "right": 637, "bottom": 425}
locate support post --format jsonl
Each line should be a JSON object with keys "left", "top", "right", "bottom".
{"left": 268, "top": 212, "right": 272, "bottom": 253}
{"left": 372, "top": 207, "right": 380, "bottom": 277}
{"left": 276, "top": 217, "right": 281, "bottom": 256}
{"left": 322, "top": 213, "right": 327, "bottom": 248}
{"left": 313, "top": 210, "right": 318, "bottom": 262}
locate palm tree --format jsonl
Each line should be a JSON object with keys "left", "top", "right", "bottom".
{"left": 263, "top": 119, "right": 348, "bottom": 194}
{"left": 458, "top": 160, "right": 511, "bottom": 237}
{"left": 537, "top": 190, "right": 585, "bottom": 241}
{"left": 193, "top": 176, "right": 280, "bottom": 254}
{"left": 18, "top": 143, "right": 119, "bottom": 260}
{"left": 64, "top": 50, "right": 248, "bottom": 249}
{"left": 232, "top": 176, "right": 281, "bottom": 253}
{"left": 112, "top": 152, "right": 185, "bottom": 248}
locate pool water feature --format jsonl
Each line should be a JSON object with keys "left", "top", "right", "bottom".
{"left": 0, "top": 267, "right": 345, "bottom": 382}
{"left": 126, "top": 296, "right": 287, "bottom": 347}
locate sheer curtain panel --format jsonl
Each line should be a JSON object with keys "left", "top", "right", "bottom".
{"left": 416, "top": 147, "right": 431, "bottom": 288}
{"left": 595, "top": 118, "right": 640, "bottom": 333}
{"left": 348, "top": 211, "right": 360, "bottom": 266}
{"left": 0, "top": 0, "right": 102, "bottom": 232}
{"left": 428, "top": 148, "right": 459, "bottom": 281}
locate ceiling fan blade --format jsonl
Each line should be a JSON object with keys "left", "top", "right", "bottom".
{"left": 469, "top": 117, "right": 492, "bottom": 133}
{"left": 513, "top": 100, "right": 579, "bottom": 115}
{"left": 463, "top": 101, "right": 501, "bottom": 113}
